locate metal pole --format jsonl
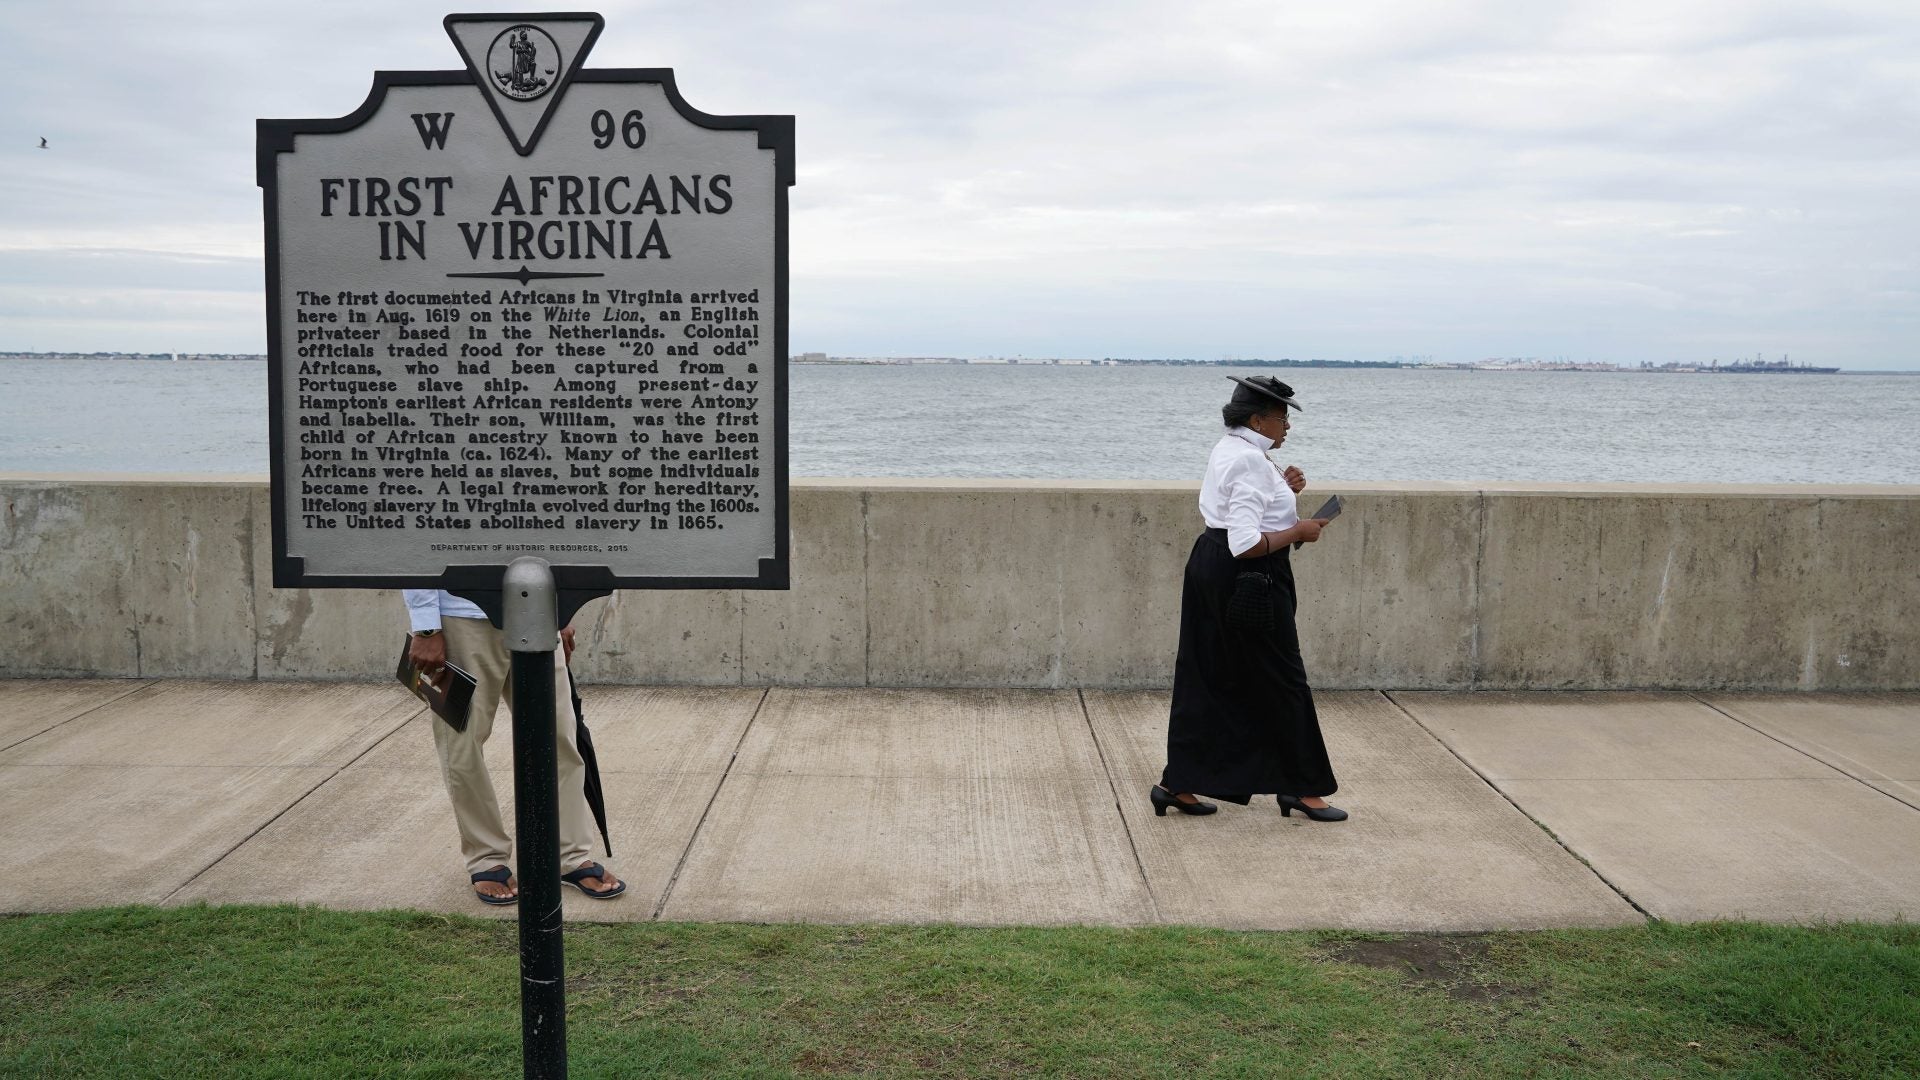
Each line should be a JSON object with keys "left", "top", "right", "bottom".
{"left": 503, "top": 557, "right": 566, "bottom": 1079}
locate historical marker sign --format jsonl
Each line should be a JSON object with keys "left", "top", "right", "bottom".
{"left": 260, "top": 13, "right": 792, "bottom": 594}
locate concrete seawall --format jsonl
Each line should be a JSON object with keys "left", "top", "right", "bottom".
{"left": 3, "top": 474, "right": 1915, "bottom": 690}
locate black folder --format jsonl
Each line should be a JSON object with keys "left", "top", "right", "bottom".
{"left": 396, "top": 637, "right": 478, "bottom": 732}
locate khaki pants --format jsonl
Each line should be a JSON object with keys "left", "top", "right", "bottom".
{"left": 436, "top": 616, "right": 597, "bottom": 877}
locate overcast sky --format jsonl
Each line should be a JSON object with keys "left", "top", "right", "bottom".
{"left": 4, "top": 0, "right": 1916, "bottom": 366}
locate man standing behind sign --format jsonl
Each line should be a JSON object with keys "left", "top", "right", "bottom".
{"left": 403, "top": 590, "right": 624, "bottom": 905}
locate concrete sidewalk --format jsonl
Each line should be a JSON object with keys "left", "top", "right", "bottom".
{"left": 1, "top": 679, "right": 1915, "bottom": 929}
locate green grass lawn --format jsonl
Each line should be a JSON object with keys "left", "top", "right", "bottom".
{"left": 1, "top": 907, "right": 1915, "bottom": 1078}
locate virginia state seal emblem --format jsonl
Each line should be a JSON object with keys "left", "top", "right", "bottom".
{"left": 487, "top": 25, "right": 560, "bottom": 101}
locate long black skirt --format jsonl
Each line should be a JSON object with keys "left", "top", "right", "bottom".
{"left": 1161, "top": 528, "right": 1337, "bottom": 803}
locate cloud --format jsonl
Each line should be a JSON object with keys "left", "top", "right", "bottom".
{"left": 1, "top": 0, "right": 1915, "bottom": 365}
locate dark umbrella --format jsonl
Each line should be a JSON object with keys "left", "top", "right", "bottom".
{"left": 567, "top": 666, "right": 612, "bottom": 857}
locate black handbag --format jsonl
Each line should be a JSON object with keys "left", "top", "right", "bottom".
{"left": 1225, "top": 571, "right": 1275, "bottom": 633}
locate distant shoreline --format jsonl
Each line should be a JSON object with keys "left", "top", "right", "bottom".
{"left": 0, "top": 352, "right": 263, "bottom": 362}
{"left": 6, "top": 352, "right": 1917, "bottom": 375}
{"left": 787, "top": 357, "right": 1903, "bottom": 375}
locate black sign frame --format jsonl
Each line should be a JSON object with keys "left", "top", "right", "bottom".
{"left": 258, "top": 67, "right": 794, "bottom": 599}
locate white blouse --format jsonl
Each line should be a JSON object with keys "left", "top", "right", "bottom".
{"left": 1199, "top": 427, "right": 1298, "bottom": 556}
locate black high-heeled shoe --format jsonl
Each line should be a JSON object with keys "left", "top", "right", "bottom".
{"left": 1151, "top": 786, "right": 1218, "bottom": 816}
{"left": 1278, "top": 794, "right": 1348, "bottom": 821}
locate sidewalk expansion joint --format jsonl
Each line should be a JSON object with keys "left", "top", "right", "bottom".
{"left": 158, "top": 704, "right": 430, "bottom": 906}
{"left": 650, "top": 686, "right": 767, "bottom": 921}
{"left": 1688, "top": 693, "right": 1920, "bottom": 814}
{"left": 1078, "top": 690, "right": 1162, "bottom": 924}
{"left": 1381, "top": 690, "right": 1655, "bottom": 923}
{"left": 0, "top": 679, "right": 164, "bottom": 755}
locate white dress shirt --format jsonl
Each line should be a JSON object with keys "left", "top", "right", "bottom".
{"left": 403, "top": 589, "right": 489, "bottom": 633}
{"left": 1199, "top": 427, "right": 1299, "bottom": 556}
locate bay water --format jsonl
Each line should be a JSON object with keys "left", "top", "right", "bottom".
{"left": 3, "top": 358, "right": 1916, "bottom": 483}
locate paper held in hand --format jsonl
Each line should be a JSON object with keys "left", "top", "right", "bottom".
{"left": 1295, "top": 495, "right": 1344, "bottom": 551}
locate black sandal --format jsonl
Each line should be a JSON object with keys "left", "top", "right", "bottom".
{"left": 471, "top": 865, "right": 518, "bottom": 906}
{"left": 561, "top": 861, "right": 627, "bottom": 900}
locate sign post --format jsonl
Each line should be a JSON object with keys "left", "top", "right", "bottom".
{"left": 258, "top": 13, "right": 793, "bottom": 1075}
{"left": 502, "top": 557, "right": 564, "bottom": 1077}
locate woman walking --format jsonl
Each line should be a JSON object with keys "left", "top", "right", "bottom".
{"left": 1154, "top": 375, "right": 1346, "bottom": 822}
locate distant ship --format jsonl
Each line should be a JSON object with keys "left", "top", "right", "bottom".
{"left": 1706, "top": 354, "right": 1840, "bottom": 374}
